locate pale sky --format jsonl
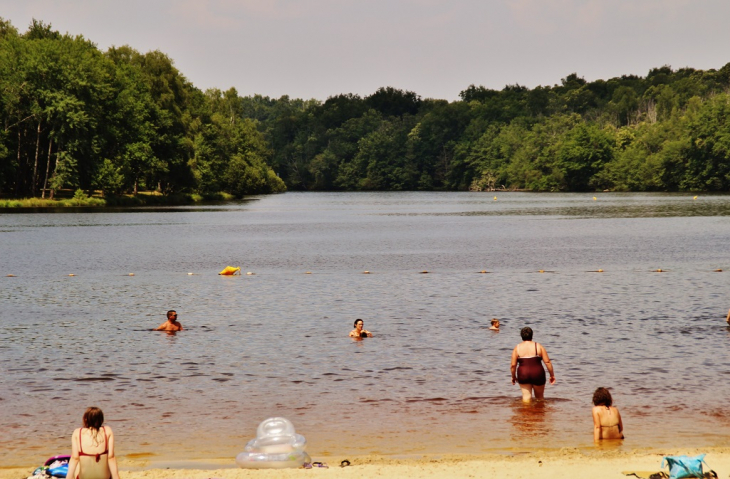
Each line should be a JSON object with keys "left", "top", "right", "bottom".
{"left": 2, "top": 0, "right": 730, "bottom": 101}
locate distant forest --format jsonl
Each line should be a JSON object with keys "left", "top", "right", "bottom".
{"left": 2, "top": 18, "right": 730, "bottom": 199}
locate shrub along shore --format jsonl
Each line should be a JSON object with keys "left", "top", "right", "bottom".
{"left": 0, "top": 190, "right": 233, "bottom": 208}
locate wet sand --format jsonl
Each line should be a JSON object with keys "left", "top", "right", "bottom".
{"left": 4, "top": 448, "right": 730, "bottom": 479}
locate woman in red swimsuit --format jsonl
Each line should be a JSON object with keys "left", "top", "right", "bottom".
{"left": 66, "top": 407, "right": 120, "bottom": 479}
{"left": 510, "top": 327, "right": 556, "bottom": 402}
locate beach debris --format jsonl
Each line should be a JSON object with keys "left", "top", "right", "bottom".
{"left": 305, "top": 271, "right": 312, "bottom": 274}
{"left": 6, "top": 274, "right": 16, "bottom": 277}
{"left": 128, "top": 273, "right": 135, "bottom": 276}
{"left": 68, "top": 274, "right": 76, "bottom": 276}
{"left": 340, "top": 460, "right": 351, "bottom": 468}
{"left": 187, "top": 272, "right": 194, "bottom": 275}
{"left": 219, "top": 266, "right": 241, "bottom": 275}
{"left": 363, "top": 270, "right": 370, "bottom": 274}
{"left": 654, "top": 269, "right": 664, "bottom": 273}
{"left": 479, "top": 270, "right": 488, "bottom": 274}
{"left": 246, "top": 272, "right": 255, "bottom": 275}
{"left": 236, "top": 417, "right": 310, "bottom": 469}
{"left": 714, "top": 269, "right": 722, "bottom": 272}
{"left": 420, "top": 270, "right": 429, "bottom": 274}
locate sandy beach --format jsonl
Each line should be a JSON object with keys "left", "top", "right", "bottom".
{"left": 4, "top": 448, "right": 730, "bottom": 479}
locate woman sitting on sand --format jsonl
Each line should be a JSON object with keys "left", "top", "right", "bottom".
{"left": 66, "top": 407, "right": 120, "bottom": 479}
{"left": 592, "top": 387, "right": 624, "bottom": 442}
{"left": 510, "top": 327, "right": 555, "bottom": 402}
{"left": 349, "top": 319, "right": 373, "bottom": 338}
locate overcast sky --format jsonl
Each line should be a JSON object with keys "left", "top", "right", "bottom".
{"left": 3, "top": 0, "right": 730, "bottom": 101}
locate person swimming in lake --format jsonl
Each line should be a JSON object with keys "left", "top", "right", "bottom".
{"left": 349, "top": 319, "right": 373, "bottom": 338}
{"left": 489, "top": 318, "right": 500, "bottom": 330}
{"left": 511, "top": 327, "right": 555, "bottom": 402}
{"left": 592, "top": 387, "right": 624, "bottom": 442}
{"left": 66, "top": 407, "right": 120, "bottom": 479}
{"left": 154, "top": 310, "right": 183, "bottom": 331}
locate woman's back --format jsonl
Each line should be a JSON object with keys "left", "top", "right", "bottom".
{"left": 72, "top": 427, "right": 111, "bottom": 479}
{"left": 593, "top": 406, "right": 623, "bottom": 439}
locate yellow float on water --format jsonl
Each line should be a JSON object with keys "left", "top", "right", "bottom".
{"left": 219, "top": 266, "right": 241, "bottom": 275}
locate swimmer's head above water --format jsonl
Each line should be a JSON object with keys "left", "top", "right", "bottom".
{"left": 592, "top": 387, "right": 613, "bottom": 407}
{"left": 520, "top": 327, "right": 533, "bottom": 341}
{"left": 490, "top": 318, "right": 500, "bottom": 330}
{"left": 350, "top": 319, "right": 372, "bottom": 338}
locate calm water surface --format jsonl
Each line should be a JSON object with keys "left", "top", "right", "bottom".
{"left": 2, "top": 192, "right": 730, "bottom": 466}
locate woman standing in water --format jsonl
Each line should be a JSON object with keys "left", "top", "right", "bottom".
{"left": 349, "top": 319, "right": 373, "bottom": 338}
{"left": 66, "top": 407, "right": 120, "bottom": 479}
{"left": 592, "top": 387, "right": 624, "bottom": 442}
{"left": 511, "top": 327, "right": 555, "bottom": 402}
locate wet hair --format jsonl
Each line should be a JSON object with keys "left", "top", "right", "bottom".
{"left": 592, "top": 387, "right": 613, "bottom": 407}
{"left": 167, "top": 310, "right": 177, "bottom": 319}
{"left": 520, "top": 327, "right": 533, "bottom": 341}
{"left": 491, "top": 318, "right": 499, "bottom": 325}
{"left": 82, "top": 407, "right": 104, "bottom": 430}
{"left": 353, "top": 319, "right": 364, "bottom": 328}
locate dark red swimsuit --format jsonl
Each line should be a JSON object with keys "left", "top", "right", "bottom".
{"left": 516, "top": 343, "right": 546, "bottom": 386}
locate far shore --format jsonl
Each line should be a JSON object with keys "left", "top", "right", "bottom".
{"left": 4, "top": 448, "right": 730, "bottom": 479}
{"left": 0, "top": 191, "right": 241, "bottom": 209}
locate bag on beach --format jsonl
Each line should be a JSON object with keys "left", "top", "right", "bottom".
{"left": 661, "top": 454, "right": 716, "bottom": 479}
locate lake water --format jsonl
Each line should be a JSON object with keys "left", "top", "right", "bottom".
{"left": 2, "top": 192, "right": 730, "bottom": 466}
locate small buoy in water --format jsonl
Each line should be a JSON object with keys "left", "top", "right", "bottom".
{"left": 6, "top": 274, "right": 16, "bottom": 277}
{"left": 714, "top": 269, "right": 723, "bottom": 272}
{"left": 420, "top": 270, "right": 429, "bottom": 274}
{"left": 363, "top": 271, "right": 370, "bottom": 274}
{"left": 693, "top": 196, "right": 698, "bottom": 200}
{"left": 493, "top": 196, "right": 497, "bottom": 201}
{"left": 68, "top": 274, "right": 76, "bottom": 277}
{"left": 246, "top": 272, "right": 254, "bottom": 275}
{"left": 593, "top": 196, "right": 597, "bottom": 201}
{"left": 128, "top": 273, "right": 135, "bottom": 276}
{"left": 219, "top": 266, "right": 241, "bottom": 275}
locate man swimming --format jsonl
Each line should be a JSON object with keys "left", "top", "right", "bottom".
{"left": 155, "top": 310, "right": 184, "bottom": 331}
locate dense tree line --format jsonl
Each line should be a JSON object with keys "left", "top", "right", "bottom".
{"left": 242, "top": 67, "right": 730, "bottom": 192}
{"left": 2, "top": 18, "right": 730, "bottom": 199}
{"left": 0, "top": 19, "right": 284, "bottom": 199}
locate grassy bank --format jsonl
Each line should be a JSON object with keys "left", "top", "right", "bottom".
{"left": 0, "top": 191, "right": 235, "bottom": 209}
